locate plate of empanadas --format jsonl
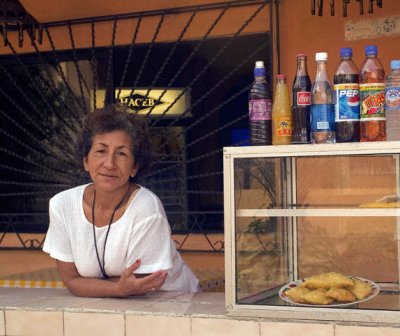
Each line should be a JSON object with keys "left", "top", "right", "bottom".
{"left": 279, "top": 272, "right": 379, "bottom": 307}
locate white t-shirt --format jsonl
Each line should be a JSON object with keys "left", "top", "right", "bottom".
{"left": 43, "top": 184, "right": 199, "bottom": 292}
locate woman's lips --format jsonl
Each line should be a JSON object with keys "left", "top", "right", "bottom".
{"left": 100, "top": 174, "right": 118, "bottom": 179}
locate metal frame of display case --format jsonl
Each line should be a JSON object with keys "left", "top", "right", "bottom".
{"left": 223, "top": 141, "right": 400, "bottom": 324}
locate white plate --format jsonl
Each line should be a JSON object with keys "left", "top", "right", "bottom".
{"left": 279, "top": 276, "right": 380, "bottom": 307}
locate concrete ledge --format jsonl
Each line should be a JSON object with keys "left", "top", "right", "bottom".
{"left": 1, "top": 288, "right": 400, "bottom": 336}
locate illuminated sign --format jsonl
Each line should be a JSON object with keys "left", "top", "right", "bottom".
{"left": 93, "top": 88, "right": 190, "bottom": 117}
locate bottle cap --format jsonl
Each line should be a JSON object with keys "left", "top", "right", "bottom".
{"left": 296, "top": 53, "right": 306, "bottom": 58}
{"left": 315, "top": 52, "right": 328, "bottom": 61}
{"left": 254, "top": 61, "right": 266, "bottom": 76}
{"left": 276, "top": 74, "right": 286, "bottom": 79}
{"left": 391, "top": 60, "right": 400, "bottom": 70}
{"left": 365, "top": 45, "right": 378, "bottom": 55}
{"left": 255, "top": 61, "right": 265, "bottom": 68}
{"left": 340, "top": 47, "right": 353, "bottom": 57}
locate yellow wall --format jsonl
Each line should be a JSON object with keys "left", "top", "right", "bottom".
{"left": 279, "top": 0, "right": 400, "bottom": 86}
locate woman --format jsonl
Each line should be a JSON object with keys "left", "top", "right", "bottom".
{"left": 43, "top": 107, "right": 199, "bottom": 297}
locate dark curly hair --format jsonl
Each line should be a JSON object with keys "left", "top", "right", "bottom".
{"left": 77, "top": 105, "right": 152, "bottom": 182}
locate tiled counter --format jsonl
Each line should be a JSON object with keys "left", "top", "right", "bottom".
{"left": 1, "top": 288, "right": 399, "bottom": 336}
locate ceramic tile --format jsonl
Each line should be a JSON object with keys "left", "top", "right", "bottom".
{"left": 127, "top": 300, "right": 194, "bottom": 314}
{"left": 169, "top": 292, "right": 225, "bottom": 304}
{"left": 126, "top": 315, "right": 191, "bottom": 336}
{"left": 10, "top": 296, "right": 100, "bottom": 309}
{"left": 260, "top": 321, "right": 334, "bottom": 336}
{"left": 147, "top": 290, "right": 187, "bottom": 301}
{"left": 0, "top": 310, "right": 4, "bottom": 336}
{"left": 0, "top": 296, "right": 38, "bottom": 308}
{"left": 191, "top": 317, "right": 259, "bottom": 336}
{"left": 64, "top": 311, "right": 125, "bottom": 336}
{"left": 0, "top": 288, "right": 18, "bottom": 296}
{"left": 5, "top": 309, "right": 63, "bottom": 336}
{"left": 186, "top": 302, "right": 226, "bottom": 316}
{"left": 0, "top": 288, "right": 70, "bottom": 299}
{"left": 335, "top": 325, "right": 400, "bottom": 336}
{"left": 15, "top": 288, "right": 71, "bottom": 298}
{"left": 65, "top": 297, "right": 154, "bottom": 312}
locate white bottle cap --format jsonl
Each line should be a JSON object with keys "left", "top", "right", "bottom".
{"left": 255, "top": 61, "right": 265, "bottom": 68}
{"left": 315, "top": 52, "right": 328, "bottom": 61}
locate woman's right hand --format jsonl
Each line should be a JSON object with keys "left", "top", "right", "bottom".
{"left": 115, "top": 259, "right": 168, "bottom": 296}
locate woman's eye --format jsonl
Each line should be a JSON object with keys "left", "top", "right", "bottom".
{"left": 117, "top": 151, "right": 128, "bottom": 157}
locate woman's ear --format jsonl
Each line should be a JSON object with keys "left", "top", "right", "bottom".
{"left": 130, "top": 164, "right": 139, "bottom": 177}
{"left": 83, "top": 156, "right": 89, "bottom": 172}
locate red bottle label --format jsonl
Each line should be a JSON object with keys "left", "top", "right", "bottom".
{"left": 276, "top": 117, "right": 293, "bottom": 136}
{"left": 296, "top": 92, "right": 311, "bottom": 106}
{"left": 249, "top": 99, "right": 272, "bottom": 121}
{"left": 360, "top": 84, "right": 385, "bottom": 120}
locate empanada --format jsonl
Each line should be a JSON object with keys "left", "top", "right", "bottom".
{"left": 302, "top": 272, "right": 354, "bottom": 289}
{"left": 284, "top": 286, "right": 311, "bottom": 303}
{"left": 349, "top": 279, "right": 372, "bottom": 300}
{"left": 302, "top": 288, "right": 335, "bottom": 305}
{"left": 326, "top": 287, "right": 356, "bottom": 302}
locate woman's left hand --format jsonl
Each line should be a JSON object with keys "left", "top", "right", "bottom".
{"left": 115, "top": 259, "right": 168, "bottom": 296}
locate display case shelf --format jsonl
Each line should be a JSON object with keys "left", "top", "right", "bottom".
{"left": 237, "top": 208, "right": 400, "bottom": 217}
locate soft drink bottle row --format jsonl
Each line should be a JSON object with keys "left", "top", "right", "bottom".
{"left": 248, "top": 46, "right": 400, "bottom": 145}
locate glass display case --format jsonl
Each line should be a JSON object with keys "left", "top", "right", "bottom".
{"left": 223, "top": 142, "right": 400, "bottom": 323}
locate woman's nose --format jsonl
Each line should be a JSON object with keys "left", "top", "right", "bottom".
{"left": 103, "top": 153, "right": 116, "bottom": 168}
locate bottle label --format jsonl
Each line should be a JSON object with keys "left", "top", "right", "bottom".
{"left": 249, "top": 99, "right": 272, "bottom": 121}
{"left": 276, "top": 117, "right": 292, "bottom": 137}
{"left": 360, "top": 83, "right": 385, "bottom": 120}
{"left": 385, "top": 86, "right": 400, "bottom": 111}
{"left": 296, "top": 92, "right": 311, "bottom": 106}
{"left": 334, "top": 83, "right": 360, "bottom": 122}
{"left": 310, "top": 104, "right": 335, "bottom": 131}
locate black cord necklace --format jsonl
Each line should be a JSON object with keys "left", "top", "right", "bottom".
{"left": 91, "top": 185, "right": 131, "bottom": 279}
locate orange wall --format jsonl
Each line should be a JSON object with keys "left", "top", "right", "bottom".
{"left": 1, "top": 1, "right": 270, "bottom": 55}
{"left": 279, "top": 1, "right": 400, "bottom": 88}
{"left": 9, "top": 1, "right": 399, "bottom": 80}
{"left": 20, "top": 0, "right": 242, "bottom": 22}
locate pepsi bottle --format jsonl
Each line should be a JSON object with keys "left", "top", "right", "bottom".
{"left": 334, "top": 47, "right": 360, "bottom": 142}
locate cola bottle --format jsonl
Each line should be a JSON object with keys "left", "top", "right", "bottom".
{"left": 310, "top": 52, "right": 336, "bottom": 144}
{"left": 292, "top": 53, "right": 311, "bottom": 143}
{"left": 248, "top": 61, "right": 272, "bottom": 145}
{"left": 334, "top": 47, "right": 360, "bottom": 142}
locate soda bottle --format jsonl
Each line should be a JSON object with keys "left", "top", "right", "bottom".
{"left": 248, "top": 61, "right": 272, "bottom": 145}
{"left": 360, "top": 45, "right": 386, "bottom": 142}
{"left": 272, "top": 74, "right": 292, "bottom": 145}
{"left": 385, "top": 60, "right": 400, "bottom": 141}
{"left": 334, "top": 47, "right": 360, "bottom": 142}
{"left": 310, "top": 52, "right": 335, "bottom": 143}
{"left": 292, "top": 53, "right": 311, "bottom": 143}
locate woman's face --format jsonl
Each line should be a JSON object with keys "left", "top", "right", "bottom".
{"left": 83, "top": 130, "right": 137, "bottom": 192}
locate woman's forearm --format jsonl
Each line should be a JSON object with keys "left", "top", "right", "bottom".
{"left": 63, "top": 276, "right": 122, "bottom": 297}
{"left": 57, "top": 259, "right": 167, "bottom": 297}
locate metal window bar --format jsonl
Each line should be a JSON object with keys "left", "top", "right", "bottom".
{"left": 0, "top": 0, "right": 274, "bottom": 252}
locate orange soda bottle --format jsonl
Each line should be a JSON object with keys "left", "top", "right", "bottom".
{"left": 272, "top": 74, "right": 292, "bottom": 145}
{"left": 360, "top": 45, "right": 386, "bottom": 142}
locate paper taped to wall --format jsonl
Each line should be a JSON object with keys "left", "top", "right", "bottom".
{"left": 345, "top": 16, "right": 400, "bottom": 41}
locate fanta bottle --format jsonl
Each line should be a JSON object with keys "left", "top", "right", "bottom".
{"left": 272, "top": 74, "right": 292, "bottom": 145}
{"left": 360, "top": 45, "right": 386, "bottom": 142}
